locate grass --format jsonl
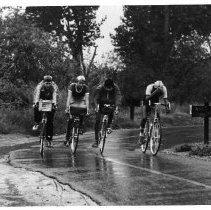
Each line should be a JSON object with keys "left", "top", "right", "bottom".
{"left": 174, "top": 143, "right": 211, "bottom": 157}
{"left": 0, "top": 102, "right": 204, "bottom": 135}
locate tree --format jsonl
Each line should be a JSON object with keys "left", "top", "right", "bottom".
{"left": 25, "top": 6, "right": 105, "bottom": 77}
{"left": 0, "top": 8, "right": 72, "bottom": 87}
{"left": 111, "top": 5, "right": 211, "bottom": 105}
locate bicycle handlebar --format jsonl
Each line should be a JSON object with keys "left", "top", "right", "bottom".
{"left": 103, "top": 104, "right": 116, "bottom": 108}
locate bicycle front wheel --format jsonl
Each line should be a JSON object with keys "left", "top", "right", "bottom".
{"left": 141, "top": 121, "right": 150, "bottom": 153}
{"left": 150, "top": 121, "right": 161, "bottom": 156}
{"left": 39, "top": 123, "right": 46, "bottom": 158}
{"left": 71, "top": 126, "right": 79, "bottom": 154}
{"left": 99, "top": 121, "right": 107, "bottom": 154}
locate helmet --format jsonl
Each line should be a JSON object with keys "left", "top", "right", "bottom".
{"left": 154, "top": 80, "right": 164, "bottom": 88}
{"left": 76, "top": 75, "right": 86, "bottom": 82}
{"left": 104, "top": 78, "right": 114, "bottom": 90}
{"left": 44, "top": 75, "right": 52, "bottom": 83}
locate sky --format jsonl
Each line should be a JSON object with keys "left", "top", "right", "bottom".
{"left": 95, "top": 6, "right": 123, "bottom": 60}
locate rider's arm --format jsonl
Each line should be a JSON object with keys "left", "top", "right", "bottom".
{"left": 85, "top": 85, "right": 90, "bottom": 113}
{"left": 84, "top": 85, "right": 90, "bottom": 111}
{"left": 85, "top": 93, "right": 89, "bottom": 112}
{"left": 114, "top": 84, "right": 122, "bottom": 111}
{"left": 115, "top": 84, "right": 122, "bottom": 106}
{"left": 93, "top": 85, "right": 101, "bottom": 108}
{"left": 145, "top": 85, "right": 153, "bottom": 101}
{"left": 66, "top": 90, "right": 73, "bottom": 109}
{"left": 33, "top": 82, "right": 42, "bottom": 105}
{"left": 163, "top": 86, "right": 170, "bottom": 111}
{"left": 66, "top": 83, "right": 74, "bottom": 110}
{"left": 163, "top": 86, "right": 168, "bottom": 100}
{"left": 52, "top": 82, "right": 58, "bottom": 105}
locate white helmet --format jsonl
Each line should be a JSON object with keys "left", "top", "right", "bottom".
{"left": 76, "top": 75, "right": 86, "bottom": 82}
{"left": 154, "top": 80, "right": 164, "bottom": 88}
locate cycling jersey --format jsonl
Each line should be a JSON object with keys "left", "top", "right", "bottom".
{"left": 94, "top": 84, "right": 121, "bottom": 106}
{"left": 66, "top": 83, "right": 89, "bottom": 109}
{"left": 33, "top": 81, "right": 58, "bottom": 104}
{"left": 69, "top": 83, "right": 89, "bottom": 100}
{"left": 144, "top": 83, "right": 167, "bottom": 105}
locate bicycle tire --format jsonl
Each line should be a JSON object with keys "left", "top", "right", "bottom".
{"left": 99, "top": 121, "right": 107, "bottom": 154}
{"left": 141, "top": 120, "right": 150, "bottom": 153}
{"left": 71, "top": 126, "right": 79, "bottom": 154}
{"left": 150, "top": 121, "right": 162, "bottom": 156}
{"left": 40, "top": 123, "right": 46, "bottom": 158}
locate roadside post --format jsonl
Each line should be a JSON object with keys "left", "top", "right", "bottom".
{"left": 190, "top": 101, "right": 210, "bottom": 145}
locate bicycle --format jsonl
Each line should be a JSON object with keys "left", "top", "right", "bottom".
{"left": 140, "top": 102, "right": 170, "bottom": 156}
{"left": 66, "top": 106, "right": 87, "bottom": 154}
{"left": 98, "top": 104, "right": 116, "bottom": 154}
{"left": 38, "top": 100, "right": 53, "bottom": 158}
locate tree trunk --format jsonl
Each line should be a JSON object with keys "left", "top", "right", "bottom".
{"left": 130, "top": 105, "right": 135, "bottom": 121}
{"left": 164, "top": 5, "right": 169, "bottom": 44}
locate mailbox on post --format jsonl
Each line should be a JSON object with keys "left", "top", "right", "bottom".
{"left": 190, "top": 101, "right": 210, "bottom": 145}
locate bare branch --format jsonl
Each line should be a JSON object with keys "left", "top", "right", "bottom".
{"left": 86, "top": 45, "right": 98, "bottom": 76}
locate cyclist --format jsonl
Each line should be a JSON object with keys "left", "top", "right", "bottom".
{"left": 139, "top": 80, "right": 169, "bottom": 142}
{"left": 92, "top": 75, "right": 122, "bottom": 148}
{"left": 64, "top": 75, "right": 89, "bottom": 146}
{"left": 32, "top": 75, "right": 58, "bottom": 146}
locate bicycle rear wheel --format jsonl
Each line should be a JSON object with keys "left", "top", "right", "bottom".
{"left": 71, "top": 126, "right": 79, "bottom": 154}
{"left": 40, "top": 123, "right": 46, "bottom": 158}
{"left": 99, "top": 121, "right": 107, "bottom": 154}
{"left": 150, "top": 121, "right": 161, "bottom": 156}
{"left": 141, "top": 121, "right": 150, "bottom": 153}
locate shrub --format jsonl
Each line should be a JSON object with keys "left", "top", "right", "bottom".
{"left": 190, "top": 146, "right": 211, "bottom": 157}
{"left": 175, "top": 144, "right": 192, "bottom": 152}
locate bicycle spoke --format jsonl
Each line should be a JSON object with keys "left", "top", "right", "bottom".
{"left": 99, "top": 122, "right": 107, "bottom": 154}
{"left": 39, "top": 124, "right": 46, "bottom": 158}
{"left": 150, "top": 122, "right": 161, "bottom": 156}
{"left": 71, "top": 126, "right": 79, "bottom": 154}
{"left": 140, "top": 122, "right": 150, "bottom": 153}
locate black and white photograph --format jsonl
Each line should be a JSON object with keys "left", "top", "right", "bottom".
{"left": 0, "top": 0, "right": 211, "bottom": 207}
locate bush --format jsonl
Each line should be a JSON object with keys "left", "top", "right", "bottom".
{"left": 0, "top": 101, "right": 204, "bottom": 135}
{"left": 190, "top": 146, "right": 211, "bottom": 157}
{"left": 175, "top": 144, "right": 192, "bottom": 152}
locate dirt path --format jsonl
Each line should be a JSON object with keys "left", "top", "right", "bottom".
{"left": 0, "top": 134, "right": 97, "bottom": 206}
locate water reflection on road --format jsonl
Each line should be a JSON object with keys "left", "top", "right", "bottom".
{"left": 9, "top": 126, "right": 211, "bottom": 205}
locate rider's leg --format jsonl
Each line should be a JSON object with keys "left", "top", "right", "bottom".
{"left": 32, "top": 107, "right": 42, "bottom": 130}
{"left": 79, "top": 116, "right": 84, "bottom": 134}
{"left": 107, "top": 111, "right": 114, "bottom": 134}
{"left": 65, "top": 117, "right": 74, "bottom": 144}
{"left": 46, "top": 110, "right": 55, "bottom": 142}
{"left": 140, "top": 105, "right": 151, "bottom": 135}
{"left": 92, "top": 111, "right": 101, "bottom": 147}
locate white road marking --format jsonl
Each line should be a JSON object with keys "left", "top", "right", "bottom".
{"left": 103, "top": 157, "right": 211, "bottom": 190}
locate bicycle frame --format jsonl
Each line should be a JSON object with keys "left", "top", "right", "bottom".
{"left": 98, "top": 104, "right": 115, "bottom": 154}
{"left": 39, "top": 100, "right": 52, "bottom": 158}
{"left": 69, "top": 115, "right": 81, "bottom": 154}
{"left": 141, "top": 103, "right": 162, "bottom": 155}
{"left": 150, "top": 103, "right": 161, "bottom": 125}
{"left": 39, "top": 112, "right": 48, "bottom": 158}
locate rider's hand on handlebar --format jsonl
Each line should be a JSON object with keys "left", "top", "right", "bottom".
{"left": 65, "top": 107, "right": 69, "bottom": 114}
{"left": 115, "top": 107, "right": 119, "bottom": 115}
{"left": 86, "top": 109, "right": 90, "bottom": 116}
{"left": 65, "top": 107, "right": 70, "bottom": 117}
{"left": 165, "top": 102, "right": 171, "bottom": 113}
{"left": 52, "top": 103, "right": 58, "bottom": 110}
{"left": 95, "top": 104, "right": 99, "bottom": 112}
{"left": 33, "top": 102, "right": 38, "bottom": 109}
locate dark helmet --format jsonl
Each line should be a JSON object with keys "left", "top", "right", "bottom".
{"left": 43, "top": 75, "right": 52, "bottom": 83}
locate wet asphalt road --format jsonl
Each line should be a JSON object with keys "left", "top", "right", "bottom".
{"left": 8, "top": 126, "right": 211, "bottom": 205}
